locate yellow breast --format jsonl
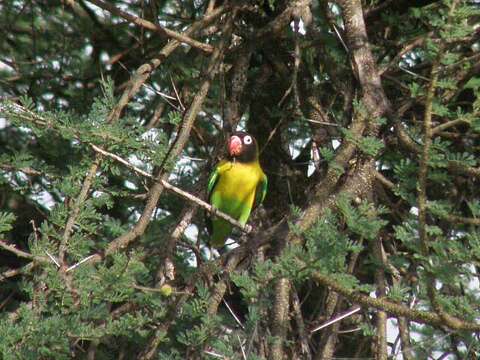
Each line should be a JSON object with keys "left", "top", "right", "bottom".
{"left": 215, "top": 161, "right": 264, "bottom": 204}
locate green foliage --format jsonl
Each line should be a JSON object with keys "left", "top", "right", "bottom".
{"left": 318, "top": 146, "right": 335, "bottom": 162}
{"left": 341, "top": 127, "right": 384, "bottom": 157}
{"left": 304, "top": 208, "right": 360, "bottom": 274}
{"left": 0, "top": 212, "right": 16, "bottom": 233}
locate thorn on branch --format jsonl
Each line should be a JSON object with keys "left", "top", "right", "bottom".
{"left": 310, "top": 306, "right": 361, "bottom": 333}
{"left": 66, "top": 255, "right": 97, "bottom": 272}
{"left": 45, "top": 250, "right": 61, "bottom": 268}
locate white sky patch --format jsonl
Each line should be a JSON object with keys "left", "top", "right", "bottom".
{"left": 289, "top": 136, "right": 310, "bottom": 159}
{"left": 92, "top": 190, "right": 104, "bottom": 198}
{"left": 225, "top": 239, "right": 240, "bottom": 250}
{"left": 184, "top": 224, "right": 198, "bottom": 242}
{"left": 58, "top": 98, "right": 69, "bottom": 108}
{"left": 84, "top": 44, "right": 93, "bottom": 56}
{"left": 409, "top": 207, "right": 419, "bottom": 216}
{"left": 180, "top": 42, "right": 191, "bottom": 51}
{"left": 143, "top": 84, "right": 158, "bottom": 98}
{"left": 387, "top": 318, "right": 402, "bottom": 359}
{"left": 125, "top": 207, "right": 141, "bottom": 222}
{"left": 42, "top": 93, "right": 54, "bottom": 101}
{"left": 463, "top": 263, "right": 480, "bottom": 301}
{"left": 52, "top": 60, "right": 60, "bottom": 71}
{"left": 0, "top": 60, "right": 15, "bottom": 73}
{"left": 236, "top": 115, "right": 248, "bottom": 131}
{"left": 16, "top": 172, "right": 29, "bottom": 183}
{"left": 290, "top": 19, "right": 306, "bottom": 35}
{"left": 128, "top": 154, "right": 148, "bottom": 169}
{"left": 83, "top": 1, "right": 109, "bottom": 20}
{"left": 31, "top": 191, "right": 55, "bottom": 210}
{"left": 211, "top": 112, "right": 224, "bottom": 126}
{"left": 124, "top": 180, "right": 137, "bottom": 190}
{"left": 18, "top": 126, "right": 33, "bottom": 134}
{"left": 141, "top": 128, "right": 161, "bottom": 142}
{"left": 100, "top": 51, "right": 111, "bottom": 68}
{"left": 186, "top": 251, "right": 198, "bottom": 267}
{"left": 387, "top": 318, "right": 424, "bottom": 359}
{"left": 173, "top": 155, "right": 199, "bottom": 177}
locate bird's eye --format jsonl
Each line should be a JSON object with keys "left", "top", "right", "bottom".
{"left": 243, "top": 135, "right": 252, "bottom": 145}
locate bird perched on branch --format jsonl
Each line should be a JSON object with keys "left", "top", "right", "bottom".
{"left": 206, "top": 132, "right": 268, "bottom": 248}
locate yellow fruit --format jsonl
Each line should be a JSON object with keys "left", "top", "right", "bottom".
{"left": 159, "top": 284, "right": 173, "bottom": 297}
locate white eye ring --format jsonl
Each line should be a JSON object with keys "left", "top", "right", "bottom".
{"left": 243, "top": 135, "right": 253, "bottom": 145}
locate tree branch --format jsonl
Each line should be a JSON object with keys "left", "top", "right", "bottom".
{"left": 373, "top": 238, "right": 388, "bottom": 360}
{"left": 431, "top": 117, "right": 472, "bottom": 135}
{"left": 0, "top": 239, "right": 42, "bottom": 260}
{"left": 85, "top": 0, "right": 214, "bottom": 53}
{"left": 269, "top": 277, "right": 291, "bottom": 360}
{"left": 311, "top": 270, "right": 480, "bottom": 331}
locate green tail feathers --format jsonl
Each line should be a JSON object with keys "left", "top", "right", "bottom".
{"left": 210, "top": 219, "right": 233, "bottom": 248}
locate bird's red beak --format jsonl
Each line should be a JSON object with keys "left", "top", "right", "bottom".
{"left": 228, "top": 135, "right": 242, "bottom": 156}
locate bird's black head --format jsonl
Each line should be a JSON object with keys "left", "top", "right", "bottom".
{"left": 227, "top": 131, "right": 258, "bottom": 163}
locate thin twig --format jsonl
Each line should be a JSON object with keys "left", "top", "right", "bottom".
{"left": 398, "top": 66, "right": 431, "bottom": 81}
{"left": 223, "top": 299, "right": 245, "bottom": 329}
{"left": 0, "top": 239, "right": 36, "bottom": 260}
{"left": 170, "top": 75, "right": 185, "bottom": 111}
{"left": 45, "top": 250, "right": 61, "bottom": 268}
{"left": 291, "top": 289, "right": 311, "bottom": 359}
{"left": 30, "top": 220, "right": 40, "bottom": 242}
{"left": 238, "top": 334, "right": 247, "bottom": 360}
{"left": 142, "top": 83, "right": 182, "bottom": 111}
{"left": 66, "top": 255, "right": 97, "bottom": 272}
{"left": 59, "top": 160, "right": 100, "bottom": 264}
{"left": 0, "top": 291, "right": 15, "bottom": 311}
{"left": 332, "top": 23, "right": 349, "bottom": 53}
{"left": 204, "top": 350, "right": 225, "bottom": 359}
{"left": 278, "top": 19, "right": 301, "bottom": 108}
{"left": 310, "top": 306, "right": 361, "bottom": 333}
{"left": 337, "top": 327, "right": 362, "bottom": 334}
{"left": 304, "top": 118, "right": 340, "bottom": 126}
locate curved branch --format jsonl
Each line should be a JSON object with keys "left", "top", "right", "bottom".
{"left": 90, "top": 144, "right": 251, "bottom": 233}
{"left": 0, "top": 239, "right": 43, "bottom": 260}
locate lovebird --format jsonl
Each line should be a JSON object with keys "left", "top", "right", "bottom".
{"left": 206, "top": 131, "right": 268, "bottom": 248}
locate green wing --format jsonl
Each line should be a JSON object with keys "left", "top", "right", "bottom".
{"left": 207, "top": 164, "right": 221, "bottom": 200}
{"left": 205, "top": 161, "right": 224, "bottom": 237}
{"left": 253, "top": 173, "right": 268, "bottom": 209}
